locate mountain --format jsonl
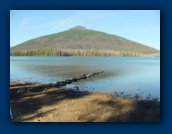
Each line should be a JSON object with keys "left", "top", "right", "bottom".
{"left": 10, "top": 26, "right": 159, "bottom": 56}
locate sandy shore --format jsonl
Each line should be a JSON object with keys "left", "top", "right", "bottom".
{"left": 10, "top": 81, "right": 160, "bottom": 122}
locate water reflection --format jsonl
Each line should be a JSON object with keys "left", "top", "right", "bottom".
{"left": 10, "top": 56, "right": 160, "bottom": 99}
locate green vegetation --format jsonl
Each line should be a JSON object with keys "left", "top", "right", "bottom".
{"left": 10, "top": 48, "right": 160, "bottom": 57}
{"left": 10, "top": 26, "right": 159, "bottom": 56}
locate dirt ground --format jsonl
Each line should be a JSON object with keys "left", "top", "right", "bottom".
{"left": 10, "top": 81, "right": 160, "bottom": 122}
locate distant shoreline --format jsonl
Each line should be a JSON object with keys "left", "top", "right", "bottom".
{"left": 10, "top": 55, "right": 160, "bottom": 58}
{"left": 10, "top": 48, "right": 160, "bottom": 57}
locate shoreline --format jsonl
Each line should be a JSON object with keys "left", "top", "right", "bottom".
{"left": 10, "top": 55, "right": 160, "bottom": 57}
{"left": 10, "top": 81, "right": 160, "bottom": 122}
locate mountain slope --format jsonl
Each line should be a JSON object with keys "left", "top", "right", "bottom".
{"left": 10, "top": 26, "right": 159, "bottom": 55}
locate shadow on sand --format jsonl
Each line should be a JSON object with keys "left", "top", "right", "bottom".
{"left": 10, "top": 83, "right": 160, "bottom": 122}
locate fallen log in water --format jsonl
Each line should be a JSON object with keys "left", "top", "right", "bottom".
{"left": 10, "top": 71, "right": 104, "bottom": 97}
{"left": 55, "top": 71, "right": 104, "bottom": 86}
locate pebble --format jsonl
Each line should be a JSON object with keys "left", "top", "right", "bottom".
{"left": 75, "top": 117, "right": 80, "bottom": 120}
{"left": 103, "top": 109, "right": 107, "bottom": 112}
{"left": 29, "top": 102, "right": 34, "bottom": 105}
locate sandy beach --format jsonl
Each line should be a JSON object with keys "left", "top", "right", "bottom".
{"left": 10, "top": 81, "right": 160, "bottom": 122}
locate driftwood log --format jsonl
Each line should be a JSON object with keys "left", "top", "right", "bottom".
{"left": 10, "top": 71, "right": 104, "bottom": 97}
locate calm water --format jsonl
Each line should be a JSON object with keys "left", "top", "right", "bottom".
{"left": 10, "top": 56, "right": 160, "bottom": 100}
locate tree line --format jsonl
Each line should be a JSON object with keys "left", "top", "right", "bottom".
{"left": 10, "top": 48, "right": 159, "bottom": 57}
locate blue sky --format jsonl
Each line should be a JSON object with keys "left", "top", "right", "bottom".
{"left": 10, "top": 10, "right": 160, "bottom": 50}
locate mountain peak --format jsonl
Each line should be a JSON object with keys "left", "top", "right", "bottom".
{"left": 70, "top": 26, "right": 86, "bottom": 30}
{"left": 11, "top": 26, "right": 159, "bottom": 56}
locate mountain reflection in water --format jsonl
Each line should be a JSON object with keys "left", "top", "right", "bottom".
{"left": 10, "top": 56, "right": 160, "bottom": 100}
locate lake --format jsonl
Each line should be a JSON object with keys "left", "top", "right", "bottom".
{"left": 10, "top": 56, "right": 160, "bottom": 100}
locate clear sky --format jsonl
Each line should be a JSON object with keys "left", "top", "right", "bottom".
{"left": 10, "top": 10, "right": 160, "bottom": 50}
